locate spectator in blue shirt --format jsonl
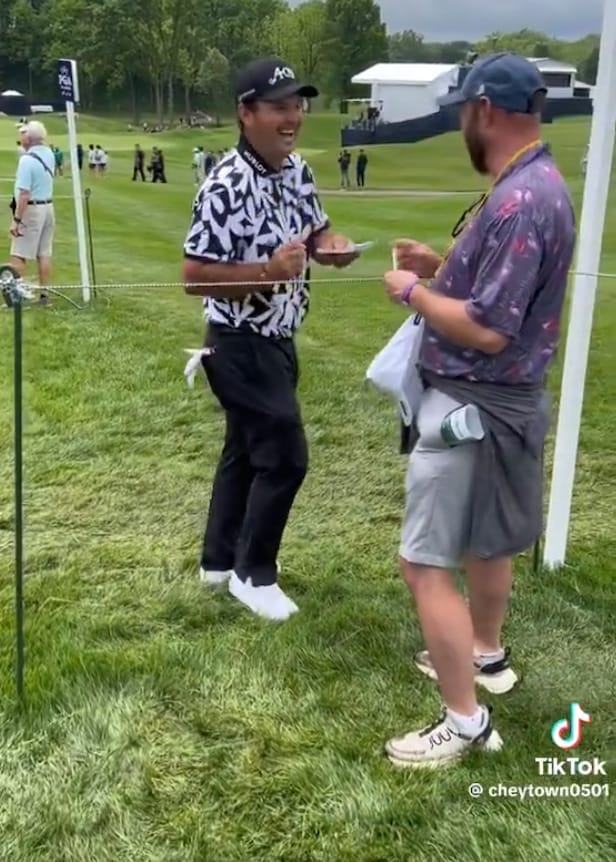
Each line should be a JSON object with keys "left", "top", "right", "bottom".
{"left": 9, "top": 121, "right": 56, "bottom": 305}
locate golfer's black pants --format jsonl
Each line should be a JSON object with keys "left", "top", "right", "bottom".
{"left": 200, "top": 324, "right": 308, "bottom": 586}
{"left": 357, "top": 171, "right": 365, "bottom": 187}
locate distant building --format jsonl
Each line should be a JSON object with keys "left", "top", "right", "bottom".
{"left": 351, "top": 63, "right": 459, "bottom": 124}
{"left": 0, "top": 88, "right": 31, "bottom": 116}
{"left": 351, "top": 57, "right": 593, "bottom": 127}
{"left": 526, "top": 58, "right": 592, "bottom": 100}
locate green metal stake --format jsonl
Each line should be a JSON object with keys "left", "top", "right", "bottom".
{"left": 1, "top": 265, "right": 27, "bottom": 702}
{"left": 84, "top": 188, "right": 97, "bottom": 297}
{"left": 14, "top": 295, "right": 24, "bottom": 701}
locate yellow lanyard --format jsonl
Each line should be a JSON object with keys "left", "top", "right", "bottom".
{"left": 435, "top": 139, "right": 543, "bottom": 276}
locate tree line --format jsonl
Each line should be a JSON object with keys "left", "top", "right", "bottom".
{"left": 0, "top": 0, "right": 601, "bottom": 122}
{"left": 389, "top": 28, "right": 599, "bottom": 83}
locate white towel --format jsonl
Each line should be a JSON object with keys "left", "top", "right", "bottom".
{"left": 183, "top": 347, "right": 214, "bottom": 388}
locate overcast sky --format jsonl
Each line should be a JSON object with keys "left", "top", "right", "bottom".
{"left": 289, "top": 0, "right": 604, "bottom": 41}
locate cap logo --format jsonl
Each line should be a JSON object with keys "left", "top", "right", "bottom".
{"left": 268, "top": 66, "right": 295, "bottom": 86}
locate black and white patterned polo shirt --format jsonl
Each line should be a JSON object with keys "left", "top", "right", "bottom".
{"left": 183, "top": 137, "right": 330, "bottom": 338}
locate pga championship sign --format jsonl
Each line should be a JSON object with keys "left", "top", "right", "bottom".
{"left": 56, "top": 57, "right": 91, "bottom": 302}
{"left": 57, "top": 59, "right": 80, "bottom": 103}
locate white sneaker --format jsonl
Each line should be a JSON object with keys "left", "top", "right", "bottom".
{"left": 199, "top": 560, "right": 281, "bottom": 587}
{"left": 385, "top": 707, "right": 503, "bottom": 769}
{"left": 415, "top": 647, "right": 519, "bottom": 695}
{"left": 228, "top": 572, "right": 298, "bottom": 621}
{"left": 199, "top": 567, "right": 232, "bottom": 587}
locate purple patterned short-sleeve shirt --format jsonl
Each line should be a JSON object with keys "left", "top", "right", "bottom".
{"left": 420, "top": 145, "right": 576, "bottom": 384}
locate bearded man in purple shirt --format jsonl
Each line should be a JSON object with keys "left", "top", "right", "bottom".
{"left": 381, "top": 54, "right": 576, "bottom": 768}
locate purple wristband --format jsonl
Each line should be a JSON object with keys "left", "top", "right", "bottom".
{"left": 401, "top": 280, "right": 416, "bottom": 306}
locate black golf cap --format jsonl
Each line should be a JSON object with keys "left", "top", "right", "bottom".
{"left": 235, "top": 57, "right": 319, "bottom": 105}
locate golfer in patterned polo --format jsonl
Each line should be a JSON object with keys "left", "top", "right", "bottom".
{"left": 182, "top": 58, "right": 358, "bottom": 622}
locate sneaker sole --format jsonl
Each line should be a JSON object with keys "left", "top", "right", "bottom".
{"left": 415, "top": 661, "right": 519, "bottom": 695}
{"left": 386, "top": 729, "right": 504, "bottom": 770}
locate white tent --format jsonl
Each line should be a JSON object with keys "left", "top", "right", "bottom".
{"left": 351, "top": 63, "right": 459, "bottom": 123}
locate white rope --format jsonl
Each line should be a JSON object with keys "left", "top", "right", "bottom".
{"left": 35, "top": 270, "right": 616, "bottom": 291}
{"left": 1, "top": 194, "right": 87, "bottom": 199}
{"left": 46, "top": 276, "right": 387, "bottom": 290}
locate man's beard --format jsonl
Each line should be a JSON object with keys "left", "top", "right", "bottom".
{"left": 464, "top": 128, "right": 489, "bottom": 175}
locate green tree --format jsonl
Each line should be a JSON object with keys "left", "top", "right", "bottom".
{"left": 472, "top": 29, "right": 600, "bottom": 82}
{"left": 45, "top": 0, "right": 150, "bottom": 115}
{"left": 271, "top": 1, "right": 326, "bottom": 83}
{"left": 533, "top": 41, "right": 551, "bottom": 58}
{"left": 5, "top": 0, "right": 44, "bottom": 96}
{"left": 44, "top": 0, "right": 101, "bottom": 107}
{"left": 565, "top": 35, "right": 600, "bottom": 71}
{"left": 89, "top": 0, "right": 151, "bottom": 120}
{"left": 323, "top": 0, "right": 388, "bottom": 100}
{"left": 138, "top": 0, "right": 198, "bottom": 121}
{"left": 431, "top": 41, "right": 474, "bottom": 63}
{"left": 195, "top": 48, "right": 231, "bottom": 125}
{"left": 579, "top": 45, "right": 600, "bottom": 84}
{"left": 474, "top": 29, "right": 556, "bottom": 57}
{"left": 207, "top": 0, "right": 287, "bottom": 67}
{"left": 0, "top": 1, "right": 602, "bottom": 120}
{"left": 388, "top": 30, "right": 427, "bottom": 62}
{"left": 387, "top": 34, "right": 472, "bottom": 65}
{"left": 178, "top": 13, "right": 208, "bottom": 116}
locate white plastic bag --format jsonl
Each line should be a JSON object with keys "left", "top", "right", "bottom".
{"left": 365, "top": 313, "right": 425, "bottom": 426}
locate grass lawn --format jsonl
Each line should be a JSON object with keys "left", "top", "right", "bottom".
{"left": 0, "top": 112, "right": 615, "bottom": 861}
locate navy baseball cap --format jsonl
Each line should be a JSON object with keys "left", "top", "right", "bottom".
{"left": 439, "top": 53, "right": 547, "bottom": 114}
{"left": 236, "top": 58, "right": 319, "bottom": 104}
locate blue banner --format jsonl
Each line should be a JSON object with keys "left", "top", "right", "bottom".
{"left": 57, "top": 60, "right": 77, "bottom": 103}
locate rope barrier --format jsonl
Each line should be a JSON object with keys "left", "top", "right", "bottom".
{"left": 20, "top": 269, "right": 616, "bottom": 292}
{"left": 0, "top": 248, "right": 607, "bottom": 699}
{"left": 0, "top": 193, "right": 88, "bottom": 199}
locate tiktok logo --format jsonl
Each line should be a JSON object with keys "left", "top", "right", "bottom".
{"left": 551, "top": 702, "right": 592, "bottom": 750}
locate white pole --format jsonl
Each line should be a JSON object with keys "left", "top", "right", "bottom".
{"left": 65, "top": 100, "right": 90, "bottom": 304}
{"left": 543, "top": 0, "right": 616, "bottom": 568}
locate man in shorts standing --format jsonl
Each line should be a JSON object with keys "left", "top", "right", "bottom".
{"left": 9, "top": 120, "right": 55, "bottom": 305}
{"left": 381, "top": 54, "right": 576, "bottom": 768}
{"left": 182, "top": 57, "right": 358, "bottom": 622}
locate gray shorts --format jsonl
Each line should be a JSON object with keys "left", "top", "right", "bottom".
{"left": 10, "top": 203, "right": 55, "bottom": 260}
{"left": 400, "top": 387, "right": 479, "bottom": 569}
